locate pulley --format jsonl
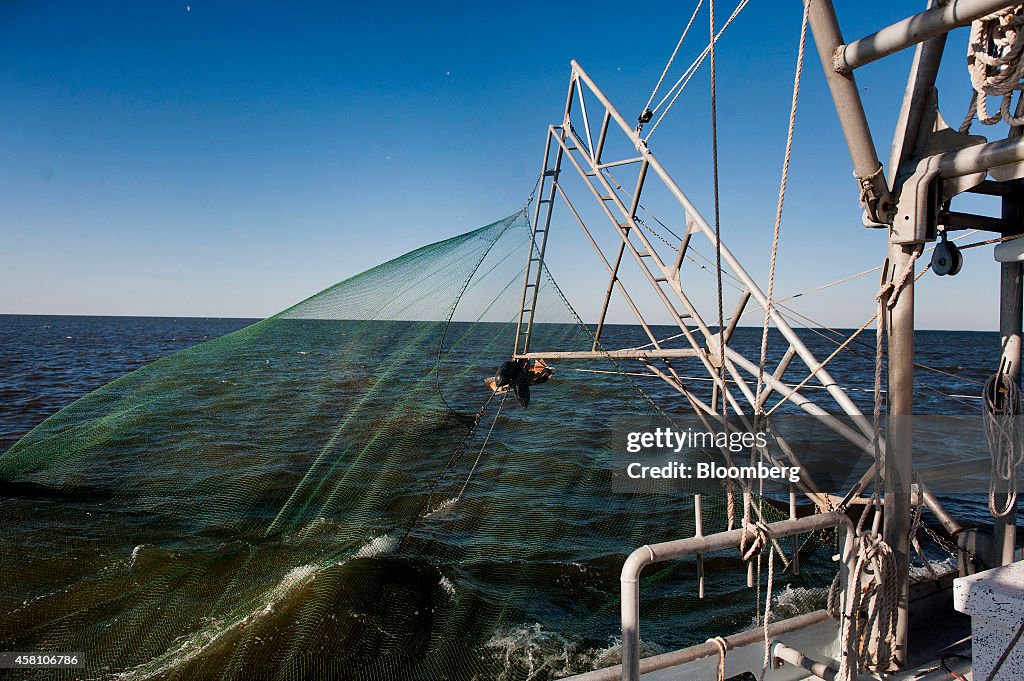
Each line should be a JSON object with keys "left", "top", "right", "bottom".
{"left": 931, "top": 232, "right": 962, "bottom": 276}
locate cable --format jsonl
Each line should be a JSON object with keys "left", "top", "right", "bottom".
{"left": 638, "top": 0, "right": 705, "bottom": 134}
{"left": 434, "top": 211, "right": 522, "bottom": 417}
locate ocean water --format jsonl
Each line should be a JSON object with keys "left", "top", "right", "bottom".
{"left": 0, "top": 314, "right": 1005, "bottom": 680}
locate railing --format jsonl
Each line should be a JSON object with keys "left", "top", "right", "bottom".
{"left": 617, "top": 512, "right": 854, "bottom": 681}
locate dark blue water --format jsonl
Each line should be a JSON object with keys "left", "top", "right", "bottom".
{"left": 0, "top": 314, "right": 1006, "bottom": 680}
{"left": 0, "top": 316, "right": 256, "bottom": 454}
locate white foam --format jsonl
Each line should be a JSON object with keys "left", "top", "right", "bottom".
{"left": 482, "top": 623, "right": 664, "bottom": 680}
{"left": 747, "top": 584, "right": 829, "bottom": 628}
{"left": 910, "top": 556, "right": 957, "bottom": 581}
{"left": 115, "top": 532, "right": 396, "bottom": 680}
{"left": 423, "top": 497, "right": 459, "bottom": 519}
{"left": 355, "top": 532, "right": 397, "bottom": 558}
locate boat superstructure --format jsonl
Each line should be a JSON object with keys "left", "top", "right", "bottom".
{"left": 511, "top": 1, "right": 1024, "bottom": 679}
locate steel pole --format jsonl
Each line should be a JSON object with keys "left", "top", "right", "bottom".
{"left": 883, "top": 242, "right": 916, "bottom": 671}
{"left": 995, "top": 191, "right": 1022, "bottom": 566}
{"left": 887, "top": 4, "right": 947, "bottom": 191}
{"left": 805, "top": 0, "right": 893, "bottom": 223}
{"left": 618, "top": 512, "right": 852, "bottom": 681}
{"left": 838, "top": 0, "right": 1018, "bottom": 72}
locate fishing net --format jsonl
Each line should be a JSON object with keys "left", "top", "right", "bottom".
{"left": 1, "top": 209, "right": 839, "bottom": 680}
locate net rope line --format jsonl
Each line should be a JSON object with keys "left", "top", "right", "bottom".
{"left": 755, "top": 2, "right": 807, "bottom": 416}
{"left": 613, "top": 200, "right": 990, "bottom": 402}
{"left": 645, "top": 0, "right": 752, "bottom": 141}
{"left": 435, "top": 212, "right": 527, "bottom": 417}
{"left": 619, "top": 199, "right": 984, "bottom": 406}
{"left": 710, "top": 0, "right": 747, "bottom": 541}
{"left": 639, "top": 0, "right": 706, "bottom": 131}
{"left": 747, "top": 10, "right": 808, "bottom": 668}
{"left": 709, "top": 0, "right": 727, "bottom": 422}
{"left": 766, "top": 258, "right": 929, "bottom": 417}
{"left": 453, "top": 394, "right": 507, "bottom": 501}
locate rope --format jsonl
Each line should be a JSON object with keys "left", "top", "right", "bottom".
{"left": 964, "top": 5, "right": 1024, "bottom": 129}
{"left": 854, "top": 164, "right": 885, "bottom": 222}
{"left": 983, "top": 372, "right": 1024, "bottom": 517}
{"left": 434, "top": 212, "right": 520, "bottom": 417}
{"left": 397, "top": 392, "right": 495, "bottom": 551}
{"left": 454, "top": 394, "right": 506, "bottom": 500}
{"left": 736, "top": 522, "right": 774, "bottom": 681}
{"left": 832, "top": 251, "right": 922, "bottom": 681}
{"left": 638, "top": 0, "right": 705, "bottom": 135}
{"left": 959, "top": 231, "right": 1024, "bottom": 250}
{"left": 984, "top": 615, "right": 1024, "bottom": 681}
{"left": 756, "top": 2, "right": 807, "bottom": 413}
{"left": 852, "top": 532, "right": 900, "bottom": 676}
{"left": 645, "top": 0, "right": 750, "bottom": 141}
{"left": 709, "top": 0, "right": 727, "bottom": 420}
{"left": 707, "top": 635, "right": 729, "bottom": 681}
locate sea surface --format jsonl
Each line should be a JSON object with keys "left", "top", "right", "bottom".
{"left": 0, "top": 314, "right": 1006, "bottom": 680}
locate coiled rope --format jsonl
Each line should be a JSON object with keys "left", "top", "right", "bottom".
{"left": 962, "top": 5, "right": 1024, "bottom": 131}
{"left": 983, "top": 372, "right": 1024, "bottom": 517}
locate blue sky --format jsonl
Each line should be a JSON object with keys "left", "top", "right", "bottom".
{"left": 0, "top": 1, "right": 1007, "bottom": 329}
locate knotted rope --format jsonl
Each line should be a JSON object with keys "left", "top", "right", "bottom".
{"left": 707, "top": 635, "right": 729, "bottom": 681}
{"left": 983, "top": 372, "right": 1024, "bottom": 518}
{"left": 738, "top": 521, "right": 775, "bottom": 681}
{"left": 831, "top": 248, "right": 921, "bottom": 681}
{"left": 962, "top": 5, "right": 1024, "bottom": 131}
{"left": 852, "top": 532, "right": 900, "bottom": 674}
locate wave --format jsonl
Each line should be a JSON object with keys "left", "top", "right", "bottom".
{"left": 113, "top": 531, "right": 399, "bottom": 681}
{"left": 481, "top": 623, "right": 666, "bottom": 680}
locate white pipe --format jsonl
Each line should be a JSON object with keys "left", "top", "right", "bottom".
{"left": 839, "top": 0, "right": 1019, "bottom": 72}
{"left": 619, "top": 512, "right": 852, "bottom": 681}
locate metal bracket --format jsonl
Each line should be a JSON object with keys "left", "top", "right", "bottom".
{"left": 892, "top": 155, "right": 941, "bottom": 244}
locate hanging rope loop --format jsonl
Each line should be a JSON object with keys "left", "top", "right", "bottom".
{"left": 965, "top": 5, "right": 1024, "bottom": 129}
{"left": 707, "top": 635, "right": 729, "bottom": 681}
{"left": 983, "top": 372, "right": 1024, "bottom": 517}
{"left": 739, "top": 521, "right": 772, "bottom": 561}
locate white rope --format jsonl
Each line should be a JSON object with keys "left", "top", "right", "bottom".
{"left": 756, "top": 3, "right": 808, "bottom": 412}
{"left": 454, "top": 394, "right": 506, "bottom": 500}
{"left": 844, "top": 530, "right": 900, "bottom": 679}
{"left": 834, "top": 250, "right": 921, "bottom": 681}
{"left": 638, "top": 0, "right": 705, "bottom": 133}
{"left": 983, "top": 372, "right": 1024, "bottom": 517}
{"left": 964, "top": 5, "right": 1024, "bottom": 129}
{"left": 707, "top": 635, "right": 729, "bottom": 681}
{"left": 645, "top": 0, "right": 750, "bottom": 141}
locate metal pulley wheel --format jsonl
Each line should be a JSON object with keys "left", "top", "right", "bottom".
{"left": 931, "top": 236, "right": 962, "bottom": 276}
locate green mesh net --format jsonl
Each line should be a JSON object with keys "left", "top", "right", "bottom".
{"left": 1, "top": 209, "right": 838, "bottom": 680}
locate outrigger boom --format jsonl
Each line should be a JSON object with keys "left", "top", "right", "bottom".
{"left": 517, "top": 1, "right": 1024, "bottom": 679}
